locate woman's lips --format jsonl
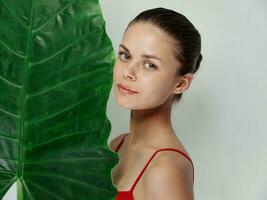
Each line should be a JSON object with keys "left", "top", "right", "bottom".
{"left": 117, "top": 83, "right": 138, "bottom": 92}
{"left": 117, "top": 84, "right": 138, "bottom": 95}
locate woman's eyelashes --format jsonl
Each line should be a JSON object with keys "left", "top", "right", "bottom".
{"left": 118, "top": 51, "right": 131, "bottom": 61}
{"left": 144, "top": 61, "right": 157, "bottom": 70}
{"left": 117, "top": 51, "right": 158, "bottom": 70}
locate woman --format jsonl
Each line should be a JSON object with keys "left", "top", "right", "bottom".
{"left": 109, "top": 7, "right": 202, "bottom": 200}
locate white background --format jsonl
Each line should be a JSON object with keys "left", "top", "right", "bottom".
{"left": 3, "top": 0, "right": 267, "bottom": 199}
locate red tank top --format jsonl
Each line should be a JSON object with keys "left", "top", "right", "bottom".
{"left": 114, "top": 133, "right": 194, "bottom": 200}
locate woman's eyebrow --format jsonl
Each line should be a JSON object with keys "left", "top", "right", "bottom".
{"left": 119, "top": 44, "right": 162, "bottom": 62}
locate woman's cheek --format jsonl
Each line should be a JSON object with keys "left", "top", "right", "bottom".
{"left": 113, "top": 64, "right": 120, "bottom": 81}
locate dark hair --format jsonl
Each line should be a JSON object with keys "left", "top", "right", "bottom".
{"left": 125, "top": 7, "right": 202, "bottom": 103}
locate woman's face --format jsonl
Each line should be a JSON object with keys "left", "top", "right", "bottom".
{"left": 113, "top": 22, "right": 184, "bottom": 110}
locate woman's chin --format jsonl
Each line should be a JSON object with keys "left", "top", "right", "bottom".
{"left": 115, "top": 98, "right": 133, "bottom": 109}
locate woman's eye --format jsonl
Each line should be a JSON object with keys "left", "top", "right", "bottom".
{"left": 117, "top": 51, "right": 157, "bottom": 70}
{"left": 144, "top": 61, "right": 157, "bottom": 70}
{"left": 118, "top": 51, "right": 130, "bottom": 61}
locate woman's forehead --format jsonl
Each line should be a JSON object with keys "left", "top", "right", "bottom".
{"left": 123, "top": 23, "right": 176, "bottom": 54}
{"left": 123, "top": 22, "right": 175, "bottom": 46}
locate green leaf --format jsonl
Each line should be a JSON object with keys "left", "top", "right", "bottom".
{"left": 0, "top": 0, "right": 118, "bottom": 199}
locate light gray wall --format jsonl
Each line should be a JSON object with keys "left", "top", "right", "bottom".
{"left": 3, "top": 0, "right": 266, "bottom": 199}
{"left": 102, "top": 0, "right": 267, "bottom": 200}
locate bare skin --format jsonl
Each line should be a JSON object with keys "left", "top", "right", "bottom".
{"left": 110, "top": 21, "right": 194, "bottom": 200}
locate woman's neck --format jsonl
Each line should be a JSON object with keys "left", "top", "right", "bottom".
{"left": 128, "top": 98, "right": 176, "bottom": 149}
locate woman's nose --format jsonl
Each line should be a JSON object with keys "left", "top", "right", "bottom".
{"left": 123, "top": 61, "right": 138, "bottom": 80}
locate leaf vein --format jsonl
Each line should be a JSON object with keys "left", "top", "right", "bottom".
{"left": 0, "top": 75, "right": 23, "bottom": 88}
{"left": 0, "top": 40, "right": 26, "bottom": 59}
{"left": 25, "top": 172, "right": 112, "bottom": 192}
{"left": 28, "top": 67, "right": 106, "bottom": 98}
{"left": 24, "top": 157, "right": 110, "bottom": 165}
{"left": 0, "top": 133, "right": 18, "bottom": 142}
{"left": 0, "top": 0, "right": 28, "bottom": 29}
{"left": 0, "top": 156, "right": 18, "bottom": 162}
{"left": 33, "top": 0, "right": 77, "bottom": 32}
{"left": 21, "top": 178, "right": 35, "bottom": 200}
{"left": 25, "top": 127, "right": 101, "bottom": 149}
{"left": 0, "top": 176, "right": 16, "bottom": 194}
{"left": 0, "top": 107, "right": 20, "bottom": 118}
{"left": 27, "top": 180, "right": 64, "bottom": 200}
{"left": 31, "top": 31, "right": 100, "bottom": 66}
{"left": 26, "top": 86, "right": 109, "bottom": 124}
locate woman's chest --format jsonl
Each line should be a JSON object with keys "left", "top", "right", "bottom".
{"left": 112, "top": 151, "right": 151, "bottom": 199}
{"left": 112, "top": 152, "right": 140, "bottom": 188}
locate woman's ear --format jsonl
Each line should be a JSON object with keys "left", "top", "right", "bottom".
{"left": 172, "top": 73, "right": 194, "bottom": 94}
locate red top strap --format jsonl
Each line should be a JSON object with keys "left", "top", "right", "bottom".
{"left": 114, "top": 134, "right": 195, "bottom": 192}
{"left": 130, "top": 148, "right": 194, "bottom": 192}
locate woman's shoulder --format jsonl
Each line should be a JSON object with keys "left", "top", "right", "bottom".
{"left": 144, "top": 157, "right": 194, "bottom": 199}
{"left": 153, "top": 148, "right": 193, "bottom": 173}
{"left": 108, "top": 132, "right": 129, "bottom": 153}
{"left": 142, "top": 147, "right": 194, "bottom": 199}
{"left": 149, "top": 144, "right": 193, "bottom": 171}
{"left": 150, "top": 135, "right": 192, "bottom": 166}
{"left": 143, "top": 141, "right": 194, "bottom": 183}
